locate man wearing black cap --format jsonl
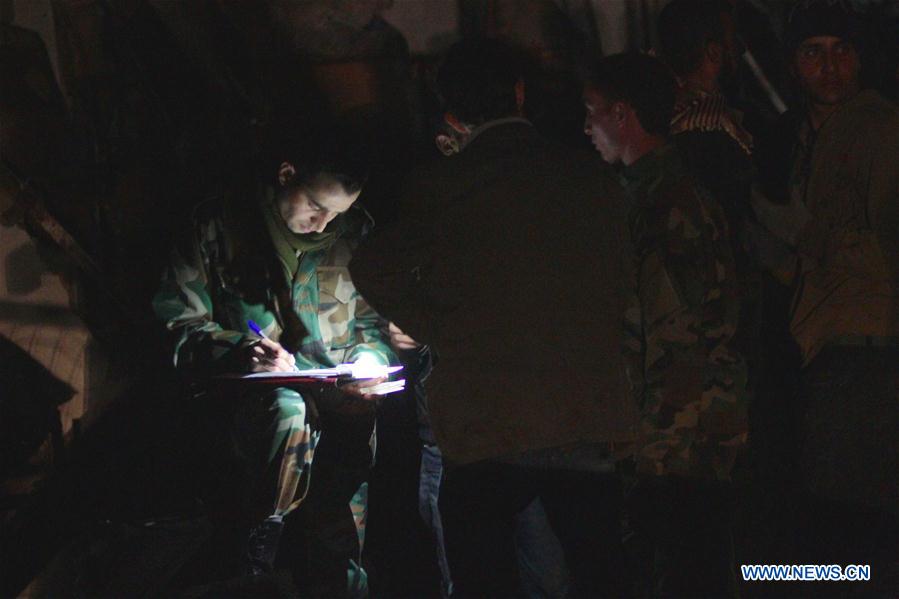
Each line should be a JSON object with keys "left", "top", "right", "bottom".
{"left": 751, "top": 0, "right": 898, "bottom": 586}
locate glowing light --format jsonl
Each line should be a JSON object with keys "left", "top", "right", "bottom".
{"left": 350, "top": 352, "right": 383, "bottom": 379}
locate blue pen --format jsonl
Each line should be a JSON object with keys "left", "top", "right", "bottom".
{"left": 247, "top": 320, "right": 267, "bottom": 339}
{"left": 248, "top": 320, "right": 299, "bottom": 372}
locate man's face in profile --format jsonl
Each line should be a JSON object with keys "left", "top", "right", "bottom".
{"left": 794, "top": 35, "right": 861, "bottom": 107}
{"left": 583, "top": 87, "right": 623, "bottom": 164}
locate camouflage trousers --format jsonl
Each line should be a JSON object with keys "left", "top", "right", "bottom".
{"left": 232, "top": 386, "right": 375, "bottom": 596}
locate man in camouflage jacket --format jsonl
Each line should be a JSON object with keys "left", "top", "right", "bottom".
{"left": 584, "top": 53, "right": 748, "bottom": 597}
{"left": 658, "top": 0, "right": 760, "bottom": 375}
{"left": 153, "top": 151, "right": 396, "bottom": 595}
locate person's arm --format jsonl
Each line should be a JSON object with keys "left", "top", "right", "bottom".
{"left": 152, "top": 222, "right": 284, "bottom": 373}
{"left": 795, "top": 123, "right": 899, "bottom": 285}
{"left": 753, "top": 113, "right": 898, "bottom": 284}
{"left": 634, "top": 196, "right": 746, "bottom": 475}
{"left": 675, "top": 130, "right": 754, "bottom": 227}
{"left": 622, "top": 281, "right": 646, "bottom": 411}
{"left": 349, "top": 199, "right": 437, "bottom": 345}
{"left": 637, "top": 244, "right": 709, "bottom": 418}
{"left": 345, "top": 290, "right": 398, "bottom": 367}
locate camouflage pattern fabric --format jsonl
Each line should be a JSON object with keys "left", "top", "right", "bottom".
{"left": 261, "top": 387, "right": 321, "bottom": 517}
{"left": 152, "top": 193, "right": 395, "bottom": 590}
{"left": 152, "top": 197, "right": 395, "bottom": 373}
{"left": 669, "top": 81, "right": 760, "bottom": 413}
{"left": 347, "top": 482, "right": 369, "bottom": 597}
{"left": 619, "top": 144, "right": 749, "bottom": 481}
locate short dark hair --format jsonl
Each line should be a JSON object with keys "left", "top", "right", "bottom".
{"left": 657, "top": 0, "right": 733, "bottom": 77}
{"left": 584, "top": 53, "right": 676, "bottom": 138}
{"left": 281, "top": 126, "right": 370, "bottom": 195}
{"left": 436, "top": 37, "right": 525, "bottom": 125}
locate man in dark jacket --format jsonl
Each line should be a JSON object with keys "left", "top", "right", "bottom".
{"left": 350, "top": 38, "right": 636, "bottom": 596}
{"left": 658, "top": 0, "right": 754, "bottom": 230}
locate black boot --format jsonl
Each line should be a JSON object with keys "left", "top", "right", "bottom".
{"left": 244, "top": 515, "right": 284, "bottom": 577}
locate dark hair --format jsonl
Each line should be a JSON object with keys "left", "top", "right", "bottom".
{"left": 436, "top": 37, "right": 525, "bottom": 125}
{"left": 280, "top": 126, "right": 370, "bottom": 194}
{"left": 657, "top": 0, "right": 733, "bottom": 77}
{"left": 584, "top": 53, "right": 676, "bottom": 138}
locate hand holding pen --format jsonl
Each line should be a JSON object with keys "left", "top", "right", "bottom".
{"left": 247, "top": 320, "right": 299, "bottom": 373}
{"left": 247, "top": 320, "right": 388, "bottom": 398}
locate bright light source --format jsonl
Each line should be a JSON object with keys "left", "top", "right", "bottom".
{"left": 350, "top": 352, "right": 383, "bottom": 379}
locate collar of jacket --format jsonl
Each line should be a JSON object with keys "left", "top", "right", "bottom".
{"left": 795, "top": 89, "right": 891, "bottom": 183}
{"left": 618, "top": 142, "right": 684, "bottom": 203}
{"left": 458, "top": 116, "right": 534, "bottom": 152}
{"left": 803, "top": 88, "right": 889, "bottom": 141}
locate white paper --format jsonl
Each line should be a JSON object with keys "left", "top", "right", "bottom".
{"left": 360, "top": 379, "right": 407, "bottom": 396}
{"left": 240, "top": 364, "right": 403, "bottom": 380}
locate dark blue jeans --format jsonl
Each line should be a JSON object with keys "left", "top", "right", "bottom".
{"left": 438, "top": 460, "right": 627, "bottom": 597}
{"left": 419, "top": 445, "right": 571, "bottom": 598}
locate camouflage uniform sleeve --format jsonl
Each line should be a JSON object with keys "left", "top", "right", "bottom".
{"left": 622, "top": 257, "right": 646, "bottom": 411}
{"left": 345, "top": 289, "right": 398, "bottom": 367}
{"left": 634, "top": 191, "right": 748, "bottom": 480}
{"left": 151, "top": 221, "right": 253, "bottom": 371}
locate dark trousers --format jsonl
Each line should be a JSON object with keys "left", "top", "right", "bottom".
{"left": 626, "top": 476, "right": 737, "bottom": 598}
{"left": 286, "top": 410, "right": 374, "bottom": 597}
{"left": 798, "top": 346, "right": 898, "bottom": 517}
{"left": 439, "top": 460, "right": 627, "bottom": 598}
{"left": 795, "top": 346, "right": 899, "bottom": 593}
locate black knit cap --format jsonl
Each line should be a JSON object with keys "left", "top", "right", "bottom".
{"left": 785, "top": 0, "right": 865, "bottom": 54}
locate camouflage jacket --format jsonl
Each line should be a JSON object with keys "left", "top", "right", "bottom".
{"left": 671, "top": 84, "right": 755, "bottom": 273}
{"left": 152, "top": 190, "right": 396, "bottom": 373}
{"left": 619, "top": 144, "right": 749, "bottom": 480}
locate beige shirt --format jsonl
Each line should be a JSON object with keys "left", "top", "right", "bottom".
{"left": 789, "top": 90, "right": 899, "bottom": 364}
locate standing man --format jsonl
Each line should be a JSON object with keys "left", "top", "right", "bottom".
{"left": 350, "top": 38, "right": 637, "bottom": 596}
{"left": 750, "top": 0, "right": 898, "bottom": 581}
{"left": 413, "top": 122, "right": 571, "bottom": 599}
{"left": 583, "top": 52, "right": 748, "bottom": 597}
{"left": 658, "top": 0, "right": 754, "bottom": 229}
{"left": 153, "top": 138, "right": 397, "bottom": 596}
{"left": 658, "top": 0, "right": 760, "bottom": 374}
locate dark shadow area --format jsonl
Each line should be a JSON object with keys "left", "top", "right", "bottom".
{"left": 0, "top": 335, "right": 73, "bottom": 479}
